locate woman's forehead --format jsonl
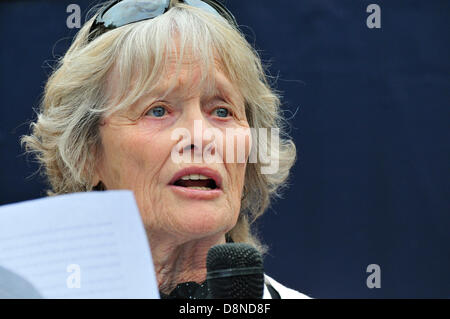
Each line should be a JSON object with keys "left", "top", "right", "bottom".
{"left": 107, "top": 54, "right": 243, "bottom": 103}
{"left": 158, "top": 61, "right": 240, "bottom": 99}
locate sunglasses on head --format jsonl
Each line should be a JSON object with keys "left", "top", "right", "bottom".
{"left": 88, "top": 0, "right": 238, "bottom": 42}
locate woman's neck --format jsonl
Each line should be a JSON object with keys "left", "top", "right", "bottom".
{"left": 148, "top": 233, "right": 226, "bottom": 294}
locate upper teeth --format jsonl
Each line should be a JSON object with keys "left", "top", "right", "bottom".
{"left": 180, "top": 174, "right": 210, "bottom": 181}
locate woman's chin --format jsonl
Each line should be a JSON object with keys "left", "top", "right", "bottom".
{"left": 172, "top": 207, "right": 235, "bottom": 238}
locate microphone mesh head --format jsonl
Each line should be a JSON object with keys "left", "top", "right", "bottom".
{"left": 206, "top": 243, "right": 264, "bottom": 299}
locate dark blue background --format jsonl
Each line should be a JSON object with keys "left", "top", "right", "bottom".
{"left": 1, "top": 0, "right": 449, "bottom": 298}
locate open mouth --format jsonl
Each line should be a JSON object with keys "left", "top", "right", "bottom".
{"left": 169, "top": 168, "right": 223, "bottom": 195}
{"left": 173, "top": 174, "right": 219, "bottom": 191}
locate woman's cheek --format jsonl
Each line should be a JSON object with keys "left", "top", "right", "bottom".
{"left": 139, "top": 112, "right": 179, "bottom": 131}
{"left": 222, "top": 128, "right": 252, "bottom": 164}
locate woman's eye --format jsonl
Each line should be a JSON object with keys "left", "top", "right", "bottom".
{"left": 146, "top": 106, "right": 167, "bottom": 118}
{"left": 213, "top": 107, "right": 231, "bottom": 118}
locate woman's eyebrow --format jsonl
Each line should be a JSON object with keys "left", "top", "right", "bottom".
{"left": 128, "top": 72, "right": 243, "bottom": 110}
{"left": 208, "top": 75, "right": 244, "bottom": 104}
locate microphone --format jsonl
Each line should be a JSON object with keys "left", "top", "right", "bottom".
{"left": 206, "top": 243, "right": 265, "bottom": 299}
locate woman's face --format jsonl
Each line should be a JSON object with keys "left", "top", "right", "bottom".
{"left": 94, "top": 55, "right": 251, "bottom": 243}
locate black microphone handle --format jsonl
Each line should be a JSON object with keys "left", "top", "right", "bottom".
{"left": 206, "top": 243, "right": 265, "bottom": 299}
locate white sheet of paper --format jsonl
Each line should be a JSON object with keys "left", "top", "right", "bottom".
{"left": 0, "top": 191, "right": 159, "bottom": 299}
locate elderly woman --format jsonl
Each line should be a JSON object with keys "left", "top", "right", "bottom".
{"left": 22, "top": 0, "right": 309, "bottom": 299}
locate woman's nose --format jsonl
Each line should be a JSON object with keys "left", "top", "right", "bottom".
{"left": 180, "top": 102, "right": 208, "bottom": 129}
{"left": 174, "top": 104, "right": 218, "bottom": 162}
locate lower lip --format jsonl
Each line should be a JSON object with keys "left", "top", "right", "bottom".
{"left": 168, "top": 185, "right": 223, "bottom": 200}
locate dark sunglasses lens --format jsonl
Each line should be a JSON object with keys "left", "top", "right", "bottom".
{"left": 101, "top": 0, "right": 171, "bottom": 28}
